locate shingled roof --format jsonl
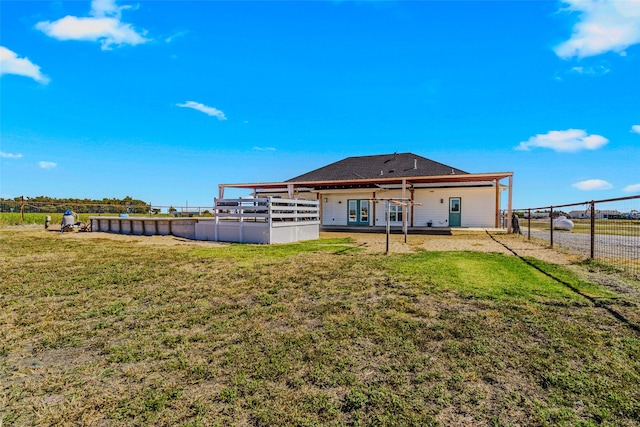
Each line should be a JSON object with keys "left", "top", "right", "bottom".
{"left": 286, "top": 153, "right": 468, "bottom": 183}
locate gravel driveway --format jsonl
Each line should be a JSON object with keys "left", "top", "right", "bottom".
{"left": 523, "top": 227, "right": 640, "bottom": 261}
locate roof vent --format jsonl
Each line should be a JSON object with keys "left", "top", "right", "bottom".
{"left": 414, "top": 159, "right": 417, "bottom": 169}
{"left": 380, "top": 170, "right": 384, "bottom": 176}
{"left": 450, "top": 168, "right": 455, "bottom": 175}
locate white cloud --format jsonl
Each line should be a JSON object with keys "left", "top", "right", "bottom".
{"left": 554, "top": 0, "right": 640, "bottom": 59}
{"left": 0, "top": 46, "right": 50, "bottom": 84}
{"left": 91, "top": 0, "right": 125, "bottom": 17}
{"left": 572, "top": 179, "right": 613, "bottom": 191}
{"left": 569, "top": 65, "right": 610, "bottom": 75}
{"left": 0, "top": 151, "right": 23, "bottom": 159}
{"left": 624, "top": 183, "right": 640, "bottom": 193}
{"left": 36, "top": 0, "right": 149, "bottom": 50}
{"left": 516, "top": 129, "right": 608, "bottom": 152}
{"left": 165, "top": 31, "right": 188, "bottom": 43}
{"left": 253, "top": 146, "right": 276, "bottom": 151}
{"left": 632, "top": 125, "right": 640, "bottom": 134}
{"left": 38, "top": 161, "right": 58, "bottom": 169}
{"left": 176, "top": 101, "right": 227, "bottom": 120}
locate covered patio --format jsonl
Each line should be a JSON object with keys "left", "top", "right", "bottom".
{"left": 218, "top": 171, "right": 514, "bottom": 233}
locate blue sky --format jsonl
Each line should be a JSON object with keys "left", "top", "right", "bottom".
{"left": 1, "top": 0, "right": 639, "bottom": 209}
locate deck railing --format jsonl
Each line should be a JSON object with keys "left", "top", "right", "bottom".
{"left": 210, "top": 197, "right": 320, "bottom": 243}
{"left": 214, "top": 197, "right": 320, "bottom": 223}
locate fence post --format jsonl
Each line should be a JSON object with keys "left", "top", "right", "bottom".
{"left": 549, "top": 206, "right": 554, "bottom": 248}
{"left": 21, "top": 195, "right": 25, "bottom": 224}
{"left": 590, "top": 200, "right": 595, "bottom": 259}
{"left": 527, "top": 208, "right": 531, "bottom": 240}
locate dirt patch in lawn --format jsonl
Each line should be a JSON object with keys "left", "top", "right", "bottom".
{"left": 50, "top": 228, "right": 229, "bottom": 247}
{"left": 322, "top": 231, "right": 578, "bottom": 265}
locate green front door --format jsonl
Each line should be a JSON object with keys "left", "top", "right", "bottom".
{"left": 449, "top": 197, "right": 461, "bottom": 227}
{"left": 348, "top": 200, "right": 370, "bottom": 225}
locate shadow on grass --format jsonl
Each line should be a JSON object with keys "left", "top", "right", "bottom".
{"left": 333, "top": 243, "right": 368, "bottom": 254}
{"left": 487, "top": 231, "right": 640, "bottom": 336}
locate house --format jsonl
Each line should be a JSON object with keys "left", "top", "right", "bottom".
{"left": 531, "top": 212, "right": 551, "bottom": 219}
{"left": 568, "top": 210, "right": 587, "bottom": 219}
{"left": 595, "top": 210, "right": 623, "bottom": 219}
{"left": 580, "top": 208, "right": 623, "bottom": 219}
{"left": 218, "top": 153, "right": 513, "bottom": 231}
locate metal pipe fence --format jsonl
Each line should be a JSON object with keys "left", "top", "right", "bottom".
{"left": 512, "top": 195, "right": 640, "bottom": 279}
{"left": 0, "top": 199, "right": 215, "bottom": 219}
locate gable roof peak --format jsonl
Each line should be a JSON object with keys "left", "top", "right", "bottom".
{"left": 286, "top": 152, "right": 469, "bottom": 182}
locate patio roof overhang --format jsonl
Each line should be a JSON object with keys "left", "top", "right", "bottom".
{"left": 218, "top": 171, "right": 513, "bottom": 196}
{"left": 218, "top": 171, "right": 514, "bottom": 232}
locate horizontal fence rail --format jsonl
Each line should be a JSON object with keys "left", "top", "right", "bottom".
{"left": 0, "top": 199, "right": 214, "bottom": 218}
{"left": 513, "top": 195, "right": 640, "bottom": 279}
{"left": 213, "top": 198, "right": 320, "bottom": 223}
{"left": 207, "top": 197, "right": 320, "bottom": 243}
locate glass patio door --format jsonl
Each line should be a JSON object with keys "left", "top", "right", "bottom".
{"left": 347, "top": 200, "right": 369, "bottom": 225}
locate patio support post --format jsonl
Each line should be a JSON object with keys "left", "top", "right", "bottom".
{"left": 495, "top": 179, "right": 500, "bottom": 228}
{"left": 507, "top": 175, "right": 513, "bottom": 233}
{"left": 372, "top": 192, "right": 376, "bottom": 226}
{"left": 385, "top": 200, "right": 391, "bottom": 255}
{"left": 219, "top": 185, "right": 225, "bottom": 199}
{"left": 402, "top": 179, "right": 407, "bottom": 240}
{"left": 287, "top": 184, "right": 294, "bottom": 199}
{"left": 410, "top": 189, "right": 415, "bottom": 227}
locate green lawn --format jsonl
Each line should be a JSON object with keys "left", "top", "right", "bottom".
{"left": 1, "top": 228, "right": 639, "bottom": 426}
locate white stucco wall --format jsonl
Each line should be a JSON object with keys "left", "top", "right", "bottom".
{"left": 321, "top": 190, "right": 375, "bottom": 226}
{"left": 412, "top": 187, "right": 496, "bottom": 227}
{"left": 318, "top": 186, "right": 498, "bottom": 228}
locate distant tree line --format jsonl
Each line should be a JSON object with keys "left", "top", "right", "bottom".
{"left": 0, "top": 196, "right": 151, "bottom": 214}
